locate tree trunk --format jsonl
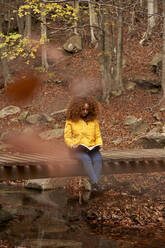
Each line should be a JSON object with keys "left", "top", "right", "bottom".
{"left": 98, "top": 8, "right": 113, "bottom": 102}
{"left": 16, "top": 14, "right": 25, "bottom": 34}
{"left": 16, "top": 0, "right": 25, "bottom": 35}
{"left": 161, "top": 0, "right": 165, "bottom": 99}
{"left": 147, "top": 0, "right": 155, "bottom": 33}
{"left": 0, "top": 0, "right": 10, "bottom": 87}
{"left": 115, "top": 0, "right": 124, "bottom": 93}
{"left": 140, "top": 0, "right": 143, "bottom": 7}
{"left": 98, "top": 3, "right": 124, "bottom": 102}
{"left": 24, "top": 11, "right": 31, "bottom": 38}
{"left": 140, "top": 0, "right": 156, "bottom": 45}
{"left": 41, "top": 10, "right": 48, "bottom": 71}
{"left": 154, "top": 0, "right": 158, "bottom": 15}
{"left": 89, "top": 0, "right": 97, "bottom": 45}
{"left": 73, "top": 0, "right": 79, "bottom": 35}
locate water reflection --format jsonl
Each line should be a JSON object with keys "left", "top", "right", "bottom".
{"left": 0, "top": 184, "right": 102, "bottom": 248}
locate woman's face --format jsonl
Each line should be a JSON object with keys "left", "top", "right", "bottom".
{"left": 81, "top": 103, "right": 89, "bottom": 118}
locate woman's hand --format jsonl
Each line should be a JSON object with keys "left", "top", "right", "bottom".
{"left": 99, "top": 146, "right": 104, "bottom": 151}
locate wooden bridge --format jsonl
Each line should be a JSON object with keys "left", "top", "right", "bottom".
{"left": 0, "top": 149, "right": 165, "bottom": 180}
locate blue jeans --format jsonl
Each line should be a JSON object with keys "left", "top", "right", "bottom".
{"left": 72, "top": 150, "right": 102, "bottom": 184}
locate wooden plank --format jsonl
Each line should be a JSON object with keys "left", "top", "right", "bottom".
{"left": 0, "top": 149, "right": 164, "bottom": 180}
{"left": 0, "top": 149, "right": 165, "bottom": 164}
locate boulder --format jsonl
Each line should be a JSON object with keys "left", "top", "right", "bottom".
{"left": 25, "top": 177, "right": 70, "bottom": 190}
{"left": 150, "top": 53, "right": 162, "bottom": 76}
{"left": 0, "top": 106, "right": 21, "bottom": 118}
{"left": 0, "top": 208, "right": 13, "bottom": 224}
{"left": 135, "top": 129, "right": 165, "bottom": 148}
{"left": 26, "top": 114, "right": 42, "bottom": 124}
{"left": 39, "top": 128, "right": 64, "bottom": 140}
{"left": 63, "top": 35, "right": 82, "bottom": 53}
{"left": 18, "top": 111, "right": 30, "bottom": 121}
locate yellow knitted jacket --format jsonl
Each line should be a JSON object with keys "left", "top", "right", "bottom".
{"left": 64, "top": 119, "right": 103, "bottom": 148}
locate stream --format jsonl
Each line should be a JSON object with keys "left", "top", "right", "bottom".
{"left": 0, "top": 183, "right": 111, "bottom": 248}
{"left": 0, "top": 176, "right": 165, "bottom": 248}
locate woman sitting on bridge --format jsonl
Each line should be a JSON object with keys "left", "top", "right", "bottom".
{"left": 64, "top": 96, "right": 103, "bottom": 191}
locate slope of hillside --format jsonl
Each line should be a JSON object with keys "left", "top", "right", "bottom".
{"left": 0, "top": 9, "right": 164, "bottom": 152}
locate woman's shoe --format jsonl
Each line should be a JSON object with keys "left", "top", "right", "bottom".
{"left": 91, "top": 183, "right": 100, "bottom": 192}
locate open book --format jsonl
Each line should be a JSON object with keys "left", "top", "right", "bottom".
{"left": 77, "top": 144, "right": 101, "bottom": 152}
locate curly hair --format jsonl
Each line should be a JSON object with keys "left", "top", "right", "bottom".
{"left": 66, "top": 96, "right": 100, "bottom": 122}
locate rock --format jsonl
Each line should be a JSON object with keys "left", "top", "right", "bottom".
{"left": 40, "top": 113, "right": 53, "bottom": 123}
{"left": 53, "top": 123, "right": 60, "bottom": 129}
{"left": 10, "top": 117, "right": 19, "bottom": 122}
{"left": 111, "top": 90, "right": 122, "bottom": 96}
{"left": 152, "top": 121, "right": 162, "bottom": 126}
{"left": 24, "top": 104, "right": 32, "bottom": 109}
{"left": 150, "top": 53, "right": 162, "bottom": 66}
{"left": 26, "top": 114, "right": 42, "bottom": 124}
{"left": 133, "top": 77, "right": 161, "bottom": 89}
{"left": 0, "top": 208, "right": 13, "bottom": 224}
{"left": 50, "top": 109, "right": 66, "bottom": 117}
{"left": 0, "top": 105, "right": 21, "bottom": 118}
{"left": 150, "top": 53, "right": 162, "bottom": 76}
{"left": 112, "top": 138, "right": 123, "bottom": 145}
{"left": 160, "top": 107, "right": 165, "bottom": 112}
{"left": 162, "top": 125, "right": 165, "bottom": 133}
{"left": 21, "top": 239, "right": 82, "bottom": 248}
{"left": 125, "top": 81, "right": 136, "bottom": 91}
{"left": 147, "top": 128, "right": 159, "bottom": 135}
{"left": 124, "top": 115, "right": 138, "bottom": 125}
{"left": 25, "top": 178, "right": 70, "bottom": 190}
{"left": 110, "top": 121, "right": 119, "bottom": 125}
{"left": 124, "top": 116, "right": 148, "bottom": 136}
{"left": 130, "top": 120, "right": 148, "bottom": 136}
{"left": 45, "top": 79, "right": 66, "bottom": 86}
{"left": 11, "top": 205, "right": 42, "bottom": 220}
{"left": 18, "top": 111, "right": 30, "bottom": 121}
{"left": 149, "top": 88, "right": 160, "bottom": 94}
{"left": 63, "top": 35, "right": 82, "bottom": 53}
{"left": 135, "top": 129, "right": 165, "bottom": 148}
{"left": 35, "top": 214, "right": 69, "bottom": 233}
{"left": 153, "top": 112, "right": 161, "bottom": 121}
{"left": 39, "top": 128, "right": 64, "bottom": 140}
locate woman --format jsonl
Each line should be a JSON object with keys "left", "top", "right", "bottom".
{"left": 64, "top": 96, "right": 103, "bottom": 191}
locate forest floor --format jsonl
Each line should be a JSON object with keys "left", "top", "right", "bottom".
{"left": 0, "top": 27, "right": 163, "bottom": 151}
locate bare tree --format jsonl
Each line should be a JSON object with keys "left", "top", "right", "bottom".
{"left": 0, "top": 0, "right": 10, "bottom": 86}
{"left": 140, "top": 0, "right": 158, "bottom": 45}
{"left": 24, "top": 11, "right": 31, "bottom": 38}
{"left": 115, "top": 0, "right": 124, "bottom": 94}
{"left": 147, "top": 0, "right": 156, "bottom": 33}
{"left": 73, "top": 0, "right": 79, "bottom": 35}
{"left": 89, "top": 0, "right": 98, "bottom": 45}
{"left": 98, "top": 1, "right": 124, "bottom": 102}
{"left": 16, "top": 0, "right": 25, "bottom": 34}
{"left": 98, "top": 7, "right": 112, "bottom": 102}
{"left": 41, "top": 7, "right": 49, "bottom": 71}
{"left": 161, "top": 0, "right": 165, "bottom": 100}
